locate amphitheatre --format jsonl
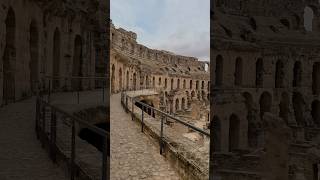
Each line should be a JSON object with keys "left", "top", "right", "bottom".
{"left": 110, "top": 21, "right": 210, "bottom": 180}
{"left": 211, "top": 0, "right": 320, "bottom": 179}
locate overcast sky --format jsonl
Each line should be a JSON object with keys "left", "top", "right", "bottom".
{"left": 111, "top": 0, "right": 210, "bottom": 61}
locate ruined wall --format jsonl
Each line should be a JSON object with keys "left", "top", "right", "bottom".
{"left": 212, "top": 0, "right": 320, "bottom": 179}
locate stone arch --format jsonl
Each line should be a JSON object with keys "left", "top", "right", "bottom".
{"left": 202, "top": 81, "right": 205, "bottom": 89}
{"left": 196, "top": 80, "right": 199, "bottom": 90}
{"left": 175, "top": 98, "right": 180, "bottom": 111}
{"left": 256, "top": 58, "right": 263, "bottom": 87}
{"left": 164, "top": 78, "right": 167, "bottom": 89}
{"left": 190, "top": 80, "right": 193, "bottom": 89}
{"left": 158, "top": 77, "right": 161, "bottom": 86}
{"left": 259, "top": 92, "right": 272, "bottom": 118}
{"left": 52, "top": 28, "right": 60, "bottom": 89}
{"left": 279, "top": 92, "right": 290, "bottom": 124}
{"left": 243, "top": 92, "right": 257, "bottom": 148}
{"left": 183, "top": 79, "right": 186, "bottom": 89}
{"left": 312, "top": 62, "right": 320, "bottom": 95}
{"left": 177, "top": 79, "right": 180, "bottom": 89}
{"left": 3, "top": 7, "right": 16, "bottom": 104}
{"left": 212, "top": 116, "right": 221, "bottom": 151}
{"left": 152, "top": 76, "right": 155, "bottom": 87}
{"left": 229, "top": 114, "right": 240, "bottom": 152}
{"left": 72, "top": 35, "right": 83, "bottom": 89}
{"left": 133, "top": 73, "right": 137, "bottom": 90}
{"left": 119, "top": 68, "right": 122, "bottom": 90}
{"left": 304, "top": 6, "right": 314, "bottom": 31}
{"left": 292, "top": 92, "right": 305, "bottom": 126}
{"left": 311, "top": 100, "right": 320, "bottom": 126}
{"left": 182, "top": 98, "right": 186, "bottom": 110}
{"left": 111, "top": 64, "right": 115, "bottom": 92}
{"left": 171, "top": 78, "right": 174, "bottom": 90}
{"left": 215, "top": 55, "right": 223, "bottom": 86}
{"left": 29, "top": 20, "right": 39, "bottom": 93}
{"left": 275, "top": 60, "right": 285, "bottom": 88}
{"left": 126, "top": 70, "right": 129, "bottom": 89}
{"left": 235, "top": 57, "right": 243, "bottom": 86}
{"left": 293, "top": 61, "right": 302, "bottom": 87}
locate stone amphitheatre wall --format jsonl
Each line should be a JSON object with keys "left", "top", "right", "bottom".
{"left": 212, "top": 0, "right": 320, "bottom": 179}
{"left": 0, "top": 0, "right": 107, "bottom": 106}
{"left": 110, "top": 22, "right": 210, "bottom": 114}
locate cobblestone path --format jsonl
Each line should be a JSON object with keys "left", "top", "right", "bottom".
{"left": 0, "top": 98, "right": 68, "bottom": 180}
{"left": 110, "top": 94, "right": 181, "bottom": 180}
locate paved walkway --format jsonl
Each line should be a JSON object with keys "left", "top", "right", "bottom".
{"left": 110, "top": 93, "right": 180, "bottom": 180}
{"left": 0, "top": 98, "right": 68, "bottom": 180}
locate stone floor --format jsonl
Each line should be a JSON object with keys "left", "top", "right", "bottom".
{"left": 110, "top": 93, "right": 181, "bottom": 180}
{"left": 0, "top": 98, "right": 68, "bottom": 180}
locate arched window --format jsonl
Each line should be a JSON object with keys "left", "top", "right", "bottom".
{"left": 190, "top": 80, "right": 193, "bottom": 89}
{"left": 126, "top": 71, "right": 129, "bottom": 89}
{"left": 279, "top": 92, "right": 289, "bottom": 124}
{"left": 175, "top": 99, "right": 180, "bottom": 111}
{"left": 196, "top": 80, "right": 199, "bottom": 90}
{"left": 158, "top": 77, "right": 161, "bottom": 86}
{"left": 171, "top": 78, "right": 174, "bottom": 90}
{"left": 293, "top": 61, "right": 302, "bottom": 87}
{"left": 165, "top": 78, "right": 167, "bottom": 89}
{"left": 177, "top": 79, "right": 180, "bottom": 89}
{"left": 229, "top": 114, "right": 240, "bottom": 151}
{"left": 259, "top": 92, "right": 272, "bottom": 118}
{"left": 202, "top": 81, "right": 205, "bottom": 89}
{"left": 304, "top": 6, "right": 314, "bottom": 31}
{"left": 72, "top": 35, "right": 83, "bottom": 89}
{"left": 292, "top": 92, "right": 305, "bottom": 126}
{"left": 256, "top": 58, "right": 263, "bottom": 87}
{"left": 183, "top": 79, "right": 186, "bottom": 89}
{"left": 275, "top": 60, "right": 284, "bottom": 88}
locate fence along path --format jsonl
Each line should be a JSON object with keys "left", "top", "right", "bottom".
{"left": 0, "top": 97, "right": 68, "bottom": 180}
{"left": 110, "top": 93, "right": 180, "bottom": 180}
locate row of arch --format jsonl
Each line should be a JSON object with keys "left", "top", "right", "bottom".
{"left": 215, "top": 55, "right": 320, "bottom": 94}
{"left": 2, "top": 7, "right": 85, "bottom": 104}
{"left": 213, "top": 90, "right": 320, "bottom": 152}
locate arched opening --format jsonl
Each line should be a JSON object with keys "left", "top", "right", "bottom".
{"left": 312, "top": 62, "right": 320, "bottom": 95}
{"left": 183, "top": 79, "right": 186, "bottom": 89}
{"left": 3, "top": 8, "right": 16, "bottom": 104}
{"left": 275, "top": 60, "right": 285, "bottom": 88}
{"left": 311, "top": 100, "right": 320, "bottom": 126}
{"left": 158, "top": 77, "right": 161, "bottom": 86}
{"left": 256, "top": 58, "right": 263, "bottom": 87}
{"left": 177, "top": 79, "right": 180, "bottom": 89}
{"left": 202, "top": 81, "right": 205, "bottom": 89}
{"left": 304, "top": 6, "right": 314, "bottom": 31}
{"left": 29, "top": 20, "right": 39, "bottom": 93}
{"left": 152, "top": 76, "right": 155, "bottom": 87}
{"left": 279, "top": 92, "right": 290, "bottom": 124}
{"left": 171, "top": 78, "right": 174, "bottom": 90}
{"left": 175, "top": 98, "right": 180, "bottom": 111}
{"left": 259, "top": 92, "right": 272, "bottom": 118}
{"left": 190, "top": 80, "right": 193, "bottom": 89}
{"left": 202, "top": 91, "right": 206, "bottom": 101}
{"left": 78, "top": 122, "right": 109, "bottom": 152}
{"left": 293, "top": 61, "right": 302, "bottom": 87}
{"left": 196, "top": 80, "right": 199, "bottom": 90}
{"left": 215, "top": 55, "right": 223, "bottom": 86}
{"left": 182, "top": 98, "right": 185, "bottom": 110}
{"left": 111, "top": 65, "right": 115, "bottom": 92}
{"left": 235, "top": 57, "right": 243, "bottom": 86}
{"left": 52, "top": 28, "right": 60, "bottom": 90}
{"left": 133, "top": 73, "right": 137, "bottom": 90}
{"left": 165, "top": 78, "right": 167, "bottom": 88}
{"left": 243, "top": 92, "right": 257, "bottom": 148}
{"left": 229, "top": 114, "right": 240, "bottom": 152}
{"left": 135, "top": 100, "right": 155, "bottom": 118}
{"left": 119, "top": 68, "right": 122, "bottom": 90}
{"left": 191, "top": 91, "right": 195, "bottom": 98}
{"left": 292, "top": 92, "right": 305, "bottom": 126}
{"left": 126, "top": 71, "right": 129, "bottom": 89}
{"left": 212, "top": 116, "right": 221, "bottom": 151}
{"left": 72, "top": 35, "right": 83, "bottom": 90}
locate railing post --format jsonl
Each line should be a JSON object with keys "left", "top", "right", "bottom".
{"left": 141, "top": 107, "right": 144, "bottom": 132}
{"left": 41, "top": 105, "right": 46, "bottom": 148}
{"left": 131, "top": 98, "right": 134, "bottom": 121}
{"left": 160, "top": 115, "right": 165, "bottom": 155}
{"left": 50, "top": 109, "right": 57, "bottom": 162}
{"left": 70, "top": 118, "right": 76, "bottom": 180}
{"left": 35, "top": 97, "right": 40, "bottom": 139}
{"left": 48, "top": 79, "right": 51, "bottom": 103}
{"left": 102, "top": 136, "right": 108, "bottom": 180}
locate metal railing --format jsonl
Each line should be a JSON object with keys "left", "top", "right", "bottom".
{"left": 43, "top": 76, "right": 107, "bottom": 104}
{"left": 35, "top": 76, "right": 109, "bottom": 180}
{"left": 120, "top": 91, "right": 210, "bottom": 155}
